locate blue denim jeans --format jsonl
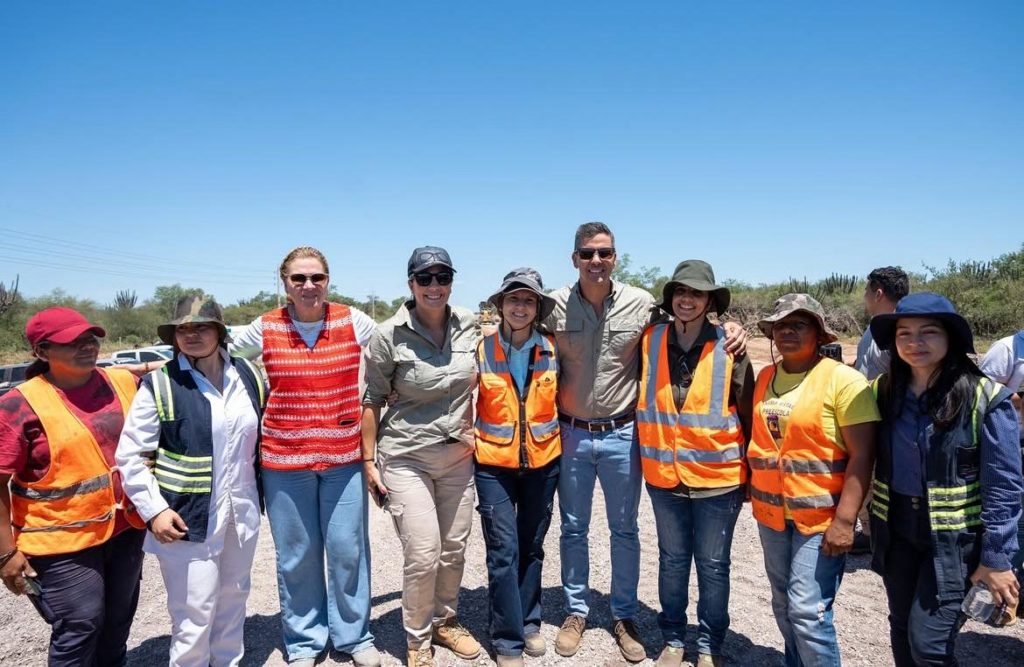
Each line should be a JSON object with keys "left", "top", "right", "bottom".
{"left": 758, "top": 522, "right": 846, "bottom": 667}
{"left": 647, "top": 485, "right": 743, "bottom": 655}
{"left": 476, "top": 459, "right": 560, "bottom": 656}
{"left": 558, "top": 421, "right": 642, "bottom": 620}
{"left": 262, "top": 464, "right": 373, "bottom": 661}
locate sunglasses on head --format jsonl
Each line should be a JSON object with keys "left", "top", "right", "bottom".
{"left": 288, "top": 273, "right": 328, "bottom": 286}
{"left": 576, "top": 247, "right": 615, "bottom": 260}
{"left": 412, "top": 271, "right": 454, "bottom": 287}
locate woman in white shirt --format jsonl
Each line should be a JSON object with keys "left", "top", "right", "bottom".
{"left": 117, "top": 296, "right": 266, "bottom": 667}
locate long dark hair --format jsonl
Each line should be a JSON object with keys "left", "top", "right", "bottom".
{"left": 884, "top": 320, "right": 984, "bottom": 430}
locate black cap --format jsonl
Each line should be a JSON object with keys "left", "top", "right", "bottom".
{"left": 407, "top": 246, "right": 456, "bottom": 276}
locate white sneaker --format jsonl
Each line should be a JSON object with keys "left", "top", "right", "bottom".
{"left": 351, "top": 646, "right": 382, "bottom": 667}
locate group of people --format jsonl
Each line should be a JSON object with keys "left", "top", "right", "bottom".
{"left": 0, "top": 224, "right": 1021, "bottom": 667}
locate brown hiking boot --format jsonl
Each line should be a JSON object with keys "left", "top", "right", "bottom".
{"left": 431, "top": 618, "right": 481, "bottom": 659}
{"left": 524, "top": 632, "right": 546, "bottom": 657}
{"left": 655, "top": 645, "right": 684, "bottom": 667}
{"left": 407, "top": 647, "right": 434, "bottom": 667}
{"left": 612, "top": 619, "right": 646, "bottom": 663}
{"left": 554, "top": 614, "right": 586, "bottom": 657}
{"left": 696, "top": 653, "right": 724, "bottom": 667}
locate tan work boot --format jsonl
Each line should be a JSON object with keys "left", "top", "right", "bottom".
{"left": 612, "top": 619, "right": 646, "bottom": 663}
{"left": 696, "top": 654, "right": 724, "bottom": 667}
{"left": 524, "top": 632, "right": 546, "bottom": 657}
{"left": 554, "top": 614, "right": 586, "bottom": 657}
{"left": 431, "top": 618, "right": 481, "bottom": 659}
{"left": 655, "top": 645, "right": 684, "bottom": 667}
{"left": 407, "top": 647, "right": 434, "bottom": 667}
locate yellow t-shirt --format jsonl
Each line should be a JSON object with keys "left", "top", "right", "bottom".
{"left": 759, "top": 362, "right": 880, "bottom": 518}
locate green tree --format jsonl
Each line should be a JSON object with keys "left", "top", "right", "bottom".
{"left": 149, "top": 284, "right": 205, "bottom": 318}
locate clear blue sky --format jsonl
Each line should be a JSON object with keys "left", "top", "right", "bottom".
{"left": 2, "top": 2, "right": 1022, "bottom": 315}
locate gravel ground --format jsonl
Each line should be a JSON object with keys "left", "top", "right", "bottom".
{"left": 2, "top": 340, "right": 1022, "bottom": 665}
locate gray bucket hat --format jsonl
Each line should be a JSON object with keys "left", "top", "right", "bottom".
{"left": 407, "top": 246, "right": 456, "bottom": 277}
{"left": 488, "top": 267, "right": 556, "bottom": 321}
{"left": 757, "top": 293, "right": 839, "bottom": 343}
{"left": 659, "top": 260, "right": 731, "bottom": 316}
{"left": 158, "top": 295, "right": 230, "bottom": 346}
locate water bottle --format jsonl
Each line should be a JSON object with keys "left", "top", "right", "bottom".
{"left": 961, "top": 580, "right": 1017, "bottom": 627}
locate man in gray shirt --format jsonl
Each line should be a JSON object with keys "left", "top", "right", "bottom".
{"left": 854, "top": 266, "right": 908, "bottom": 381}
{"left": 542, "top": 222, "right": 745, "bottom": 662}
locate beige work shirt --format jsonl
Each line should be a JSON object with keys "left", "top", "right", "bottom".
{"left": 542, "top": 280, "right": 662, "bottom": 420}
{"left": 363, "top": 302, "right": 480, "bottom": 456}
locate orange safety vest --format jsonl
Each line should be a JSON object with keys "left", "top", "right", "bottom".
{"left": 747, "top": 358, "right": 847, "bottom": 535}
{"left": 10, "top": 368, "right": 145, "bottom": 556}
{"left": 474, "top": 332, "right": 561, "bottom": 469}
{"left": 637, "top": 324, "right": 746, "bottom": 489}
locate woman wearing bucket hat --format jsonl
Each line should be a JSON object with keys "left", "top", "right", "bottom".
{"left": 867, "top": 292, "right": 1022, "bottom": 665}
{"left": 0, "top": 307, "right": 146, "bottom": 666}
{"left": 636, "top": 260, "right": 754, "bottom": 667}
{"left": 361, "top": 246, "right": 483, "bottom": 667}
{"left": 747, "top": 293, "right": 879, "bottom": 666}
{"left": 474, "top": 268, "right": 561, "bottom": 667}
{"left": 117, "top": 295, "right": 268, "bottom": 666}
{"left": 227, "top": 245, "right": 380, "bottom": 667}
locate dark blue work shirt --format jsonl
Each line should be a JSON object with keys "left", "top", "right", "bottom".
{"left": 890, "top": 387, "right": 1023, "bottom": 569}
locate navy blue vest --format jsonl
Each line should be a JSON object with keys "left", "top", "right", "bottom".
{"left": 870, "top": 374, "right": 1010, "bottom": 600}
{"left": 142, "top": 356, "right": 265, "bottom": 543}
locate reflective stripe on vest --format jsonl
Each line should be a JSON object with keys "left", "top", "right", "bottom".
{"left": 474, "top": 333, "right": 561, "bottom": 469}
{"left": 747, "top": 358, "right": 847, "bottom": 535}
{"left": 10, "top": 369, "right": 140, "bottom": 555}
{"left": 637, "top": 324, "right": 745, "bottom": 489}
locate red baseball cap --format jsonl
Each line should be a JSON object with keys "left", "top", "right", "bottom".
{"left": 25, "top": 307, "right": 106, "bottom": 347}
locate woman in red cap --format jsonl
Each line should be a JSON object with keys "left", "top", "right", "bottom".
{"left": 0, "top": 307, "right": 147, "bottom": 666}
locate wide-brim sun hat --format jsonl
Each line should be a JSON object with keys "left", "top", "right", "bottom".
{"left": 757, "top": 292, "right": 839, "bottom": 343}
{"left": 869, "top": 292, "right": 974, "bottom": 353}
{"left": 658, "top": 259, "right": 731, "bottom": 316}
{"left": 488, "top": 267, "right": 556, "bottom": 321}
{"left": 157, "top": 295, "right": 230, "bottom": 346}
{"left": 407, "top": 246, "right": 456, "bottom": 276}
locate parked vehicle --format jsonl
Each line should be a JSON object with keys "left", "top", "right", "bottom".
{"left": 109, "top": 345, "right": 174, "bottom": 364}
{"left": 0, "top": 362, "right": 31, "bottom": 397}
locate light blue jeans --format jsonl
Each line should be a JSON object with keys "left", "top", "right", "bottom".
{"left": 758, "top": 521, "right": 846, "bottom": 667}
{"left": 262, "top": 464, "right": 374, "bottom": 662}
{"left": 647, "top": 485, "right": 743, "bottom": 655}
{"left": 558, "top": 421, "right": 642, "bottom": 620}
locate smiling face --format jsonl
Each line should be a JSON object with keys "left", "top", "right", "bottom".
{"left": 894, "top": 317, "right": 949, "bottom": 377}
{"left": 284, "top": 256, "right": 328, "bottom": 315}
{"left": 500, "top": 289, "right": 539, "bottom": 331}
{"left": 409, "top": 266, "right": 453, "bottom": 313}
{"left": 175, "top": 322, "right": 221, "bottom": 358}
{"left": 35, "top": 333, "right": 101, "bottom": 377}
{"left": 572, "top": 232, "right": 616, "bottom": 287}
{"left": 770, "top": 313, "right": 821, "bottom": 363}
{"left": 671, "top": 286, "right": 711, "bottom": 325}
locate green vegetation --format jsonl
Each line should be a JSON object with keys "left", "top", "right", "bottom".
{"left": 3, "top": 245, "right": 1022, "bottom": 362}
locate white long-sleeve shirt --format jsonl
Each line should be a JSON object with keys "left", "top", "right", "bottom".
{"left": 116, "top": 349, "right": 261, "bottom": 558}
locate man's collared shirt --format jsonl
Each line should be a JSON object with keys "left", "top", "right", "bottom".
{"left": 363, "top": 303, "right": 480, "bottom": 456}
{"left": 542, "top": 280, "right": 661, "bottom": 420}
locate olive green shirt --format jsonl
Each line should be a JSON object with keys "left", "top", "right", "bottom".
{"left": 542, "top": 280, "right": 663, "bottom": 420}
{"left": 363, "top": 303, "right": 480, "bottom": 456}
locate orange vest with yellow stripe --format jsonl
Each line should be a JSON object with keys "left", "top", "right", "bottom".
{"left": 637, "top": 324, "right": 746, "bottom": 489}
{"left": 10, "top": 368, "right": 145, "bottom": 556}
{"left": 747, "top": 358, "right": 847, "bottom": 535}
{"left": 474, "top": 332, "right": 561, "bottom": 469}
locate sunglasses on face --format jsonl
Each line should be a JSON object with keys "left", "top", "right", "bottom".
{"left": 576, "top": 247, "right": 615, "bottom": 260}
{"left": 288, "top": 273, "right": 328, "bottom": 286}
{"left": 412, "top": 271, "right": 454, "bottom": 287}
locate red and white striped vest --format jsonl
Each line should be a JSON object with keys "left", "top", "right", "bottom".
{"left": 260, "top": 303, "right": 363, "bottom": 471}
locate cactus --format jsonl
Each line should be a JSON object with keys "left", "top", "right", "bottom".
{"left": 0, "top": 275, "right": 19, "bottom": 317}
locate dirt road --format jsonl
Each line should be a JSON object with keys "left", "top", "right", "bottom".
{"left": 1, "top": 339, "right": 1022, "bottom": 665}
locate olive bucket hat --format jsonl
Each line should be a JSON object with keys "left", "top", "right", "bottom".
{"left": 659, "top": 259, "right": 731, "bottom": 316}
{"left": 157, "top": 295, "right": 230, "bottom": 346}
{"left": 757, "top": 293, "right": 839, "bottom": 343}
{"left": 488, "top": 267, "right": 556, "bottom": 321}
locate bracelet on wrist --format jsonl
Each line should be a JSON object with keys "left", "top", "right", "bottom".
{"left": 0, "top": 548, "right": 19, "bottom": 568}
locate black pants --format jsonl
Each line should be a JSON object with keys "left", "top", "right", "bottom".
{"left": 28, "top": 528, "right": 146, "bottom": 667}
{"left": 881, "top": 494, "right": 965, "bottom": 667}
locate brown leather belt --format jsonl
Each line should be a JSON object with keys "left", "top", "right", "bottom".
{"left": 558, "top": 411, "right": 636, "bottom": 433}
